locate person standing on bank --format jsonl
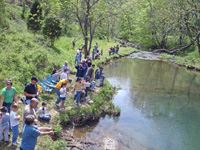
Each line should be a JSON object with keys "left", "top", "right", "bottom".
{"left": 0, "top": 80, "right": 17, "bottom": 113}
{"left": 24, "top": 77, "right": 38, "bottom": 105}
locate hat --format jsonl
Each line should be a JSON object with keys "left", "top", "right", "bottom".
{"left": 31, "top": 76, "right": 38, "bottom": 82}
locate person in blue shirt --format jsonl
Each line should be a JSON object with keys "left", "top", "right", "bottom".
{"left": 20, "top": 115, "right": 54, "bottom": 150}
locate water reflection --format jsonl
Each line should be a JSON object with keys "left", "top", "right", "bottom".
{"left": 73, "top": 58, "right": 200, "bottom": 150}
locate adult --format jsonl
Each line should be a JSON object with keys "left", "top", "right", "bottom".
{"left": 51, "top": 69, "right": 60, "bottom": 83}
{"left": 75, "top": 63, "right": 85, "bottom": 78}
{"left": 24, "top": 77, "right": 38, "bottom": 105}
{"left": 60, "top": 69, "right": 68, "bottom": 80}
{"left": 86, "top": 64, "right": 95, "bottom": 82}
{"left": 81, "top": 60, "right": 88, "bottom": 78}
{"left": 23, "top": 98, "right": 38, "bottom": 122}
{"left": 20, "top": 114, "right": 53, "bottom": 150}
{"left": 95, "top": 66, "right": 105, "bottom": 87}
{"left": 75, "top": 49, "right": 82, "bottom": 66}
{"left": 92, "top": 43, "right": 98, "bottom": 60}
{"left": 86, "top": 57, "right": 92, "bottom": 67}
{"left": 62, "top": 61, "right": 71, "bottom": 73}
{"left": 1, "top": 80, "right": 17, "bottom": 113}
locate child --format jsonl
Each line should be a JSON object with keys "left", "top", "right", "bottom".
{"left": 38, "top": 102, "right": 51, "bottom": 122}
{"left": 10, "top": 104, "right": 20, "bottom": 145}
{"left": 20, "top": 114, "right": 54, "bottom": 150}
{"left": 84, "top": 77, "right": 91, "bottom": 97}
{"left": 74, "top": 78, "right": 84, "bottom": 105}
{"left": 59, "top": 83, "right": 67, "bottom": 109}
{"left": 0, "top": 106, "right": 10, "bottom": 143}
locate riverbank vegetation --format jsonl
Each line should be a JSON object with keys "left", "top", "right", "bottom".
{"left": 0, "top": 0, "right": 200, "bottom": 149}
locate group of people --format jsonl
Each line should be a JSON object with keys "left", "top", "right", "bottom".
{"left": 0, "top": 79, "right": 53, "bottom": 150}
{"left": 109, "top": 45, "right": 119, "bottom": 56}
{"left": 0, "top": 42, "right": 107, "bottom": 150}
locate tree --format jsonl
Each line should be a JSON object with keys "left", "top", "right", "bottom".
{"left": 0, "top": 0, "right": 7, "bottom": 29}
{"left": 64, "top": 0, "right": 106, "bottom": 58}
{"left": 42, "top": 17, "right": 62, "bottom": 46}
{"left": 27, "top": 0, "right": 43, "bottom": 33}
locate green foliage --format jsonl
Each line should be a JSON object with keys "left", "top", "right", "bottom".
{"left": 53, "top": 124, "right": 62, "bottom": 136}
{"left": 37, "top": 136, "right": 66, "bottom": 150}
{"left": 0, "top": 0, "right": 7, "bottom": 29}
{"left": 27, "top": 0, "right": 43, "bottom": 32}
{"left": 43, "top": 16, "right": 62, "bottom": 46}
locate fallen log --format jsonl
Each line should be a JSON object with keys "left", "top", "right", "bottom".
{"left": 153, "top": 31, "right": 200, "bottom": 54}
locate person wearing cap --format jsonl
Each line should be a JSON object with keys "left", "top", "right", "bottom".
{"left": 0, "top": 106, "right": 10, "bottom": 143}
{"left": 1, "top": 80, "right": 17, "bottom": 113}
{"left": 20, "top": 114, "right": 54, "bottom": 150}
{"left": 24, "top": 77, "right": 38, "bottom": 105}
{"left": 55, "top": 79, "right": 72, "bottom": 106}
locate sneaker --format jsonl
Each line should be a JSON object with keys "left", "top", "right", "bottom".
{"left": 5, "top": 141, "right": 10, "bottom": 144}
{"left": 12, "top": 142, "right": 18, "bottom": 146}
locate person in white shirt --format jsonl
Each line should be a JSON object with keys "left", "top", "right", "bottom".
{"left": 38, "top": 102, "right": 51, "bottom": 122}
{"left": 59, "top": 83, "right": 67, "bottom": 109}
{"left": 60, "top": 69, "right": 68, "bottom": 80}
{"left": 10, "top": 104, "right": 20, "bottom": 145}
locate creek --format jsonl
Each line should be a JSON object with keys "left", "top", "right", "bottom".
{"left": 70, "top": 55, "right": 200, "bottom": 150}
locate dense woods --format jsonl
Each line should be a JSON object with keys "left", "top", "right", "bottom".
{"left": 0, "top": 0, "right": 199, "bottom": 85}
{"left": 1, "top": 0, "right": 200, "bottom": 54}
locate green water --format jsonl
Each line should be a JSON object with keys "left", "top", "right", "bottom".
{"left": 73, "top": 58, "right": 200, "bottom": 150}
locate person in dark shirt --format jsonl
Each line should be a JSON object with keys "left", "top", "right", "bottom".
{"left": 24, "top": 77, "right": 38, "bottom": 105}
{"left": 75, "top": 64, "right": 84, "bottom": 78}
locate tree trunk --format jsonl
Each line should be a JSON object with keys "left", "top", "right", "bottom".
{"left": 197, "top": 37, "right": 200, "bottom": 55}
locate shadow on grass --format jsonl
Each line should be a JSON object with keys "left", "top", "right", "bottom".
{"left": 52, "top": 46, "right": 61, "bottom": 54}
{"left": 0, "top": 142, "right": 18, "bottom": 150}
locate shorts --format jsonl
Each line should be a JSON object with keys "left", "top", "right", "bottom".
{"left": 60, "top": 97, "right": 66, "bottom": 101}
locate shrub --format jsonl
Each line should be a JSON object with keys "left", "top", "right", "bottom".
{"left": 43, "top": 17, "right": 62, "bottom": 46}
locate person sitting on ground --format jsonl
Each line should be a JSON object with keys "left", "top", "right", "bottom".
{"left": 59, "top": 83, "right": 68, "bottom": 109}
{"left": 10, "top": 104, "right": 20, "bottom": 146}
{"left": 20, "top": 114, "right": 54, "bottom": 150}
{"left": 95, "top": 50, "right": 101, "bottom": 59}
{"left": 86, "top": 64, "right": 95, "bottom": 82}
{"left": 109, "top": 47, "right": 113, "bottom": 56}
{"left": 116, "top": 45, "right": 119, "bottom": 54}
{"left": 60, "top": 69, "right": 68, "bottom": 80}
{"left": 23, "top": 98, "right": 38, "bottom": 123}
{"left": 55, "top": 79, "right": 72, "bottom": 107}
{"left": 0, "top": 107, "right": 10, "bottom": 143}
{"left": 24, "top": 77, "right": 38, "bottom": 105}
{"left": 37, "top": 102, "right": 51, "bottom": 122}
{"left": 74, "top": 78, "right": 84, "bottom": 106}
{"left": 1, "top": 80, "right": 17, "bottom": 113}
{"left": 75, "top": 63, "right": 85, "bottom": 79}
{"left": 51, "top": 69, "right": 60, "bottom": 83}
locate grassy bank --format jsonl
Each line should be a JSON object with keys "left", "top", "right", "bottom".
{"left": 59, "top": 81, "right": 120, "bottom": 127}
{"left": 0, "top": 4, "right": 135, "bottom": 150}
{"left": 160, "top": 49, "right": 200, "bottom": 70}
{"left": 0, "top": 4, "right": 134, "bottom": 92}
